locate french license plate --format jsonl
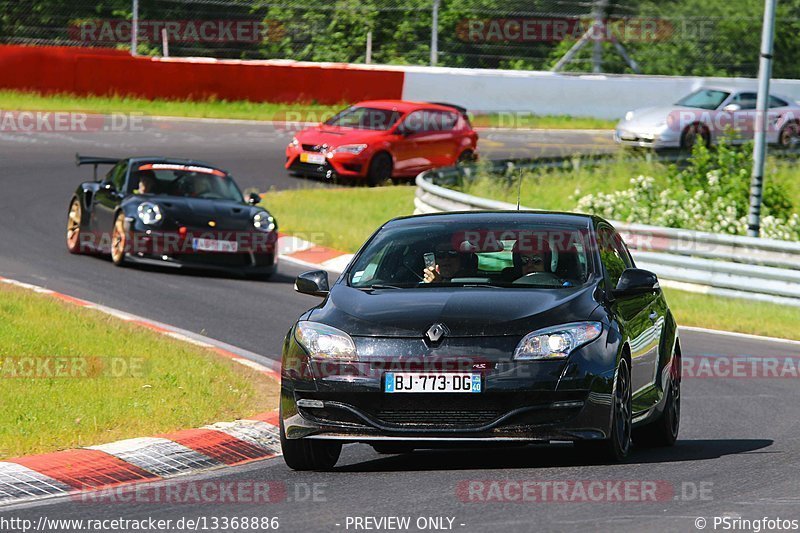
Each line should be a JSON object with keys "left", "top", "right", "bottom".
{"left": 618, "top": 130, "right": 637, "bottom": 141}
{"left": 192, "top": 238, "right": 238, "bottom": 253}
{"left": 384, "top": 372, "right": 481, "bottom": 393}
{"left": 300, "top": 152, "right": 326, "bottom": 165}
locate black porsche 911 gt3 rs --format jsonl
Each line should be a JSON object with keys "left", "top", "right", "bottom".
{"left": 280, "top": 211, "right": 681, "bottom": 470}
{"left": 66, "top": 154, "right": 278, "bottom": 278}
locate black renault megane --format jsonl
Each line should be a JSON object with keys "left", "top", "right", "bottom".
{"left": 280, "top": 211, "right": 681, "bottom": 470}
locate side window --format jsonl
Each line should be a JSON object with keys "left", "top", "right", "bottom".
{"left": 106, "top": 162, "right": 127, "bottom": 191}
{"left": 769, "top": 96, "right": 788, "bottom": 108}
{"left": 732, "top": 92, "right": 758, "bottom": 110}
{"left": 597, "top": 227, "right": 631, "bottom": 288}
{"left": 400, "top": 111, "right": 427, "bottom": 135}
{"left": 437, "top": 111, "right": 458, "bottom": 131}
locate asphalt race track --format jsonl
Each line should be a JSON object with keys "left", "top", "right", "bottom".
{"left": 2, "top": 118, "right": 800, "bottom": 532}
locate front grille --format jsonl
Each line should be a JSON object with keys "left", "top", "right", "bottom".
{"left": 375, "top": 409, "right": 501, "bottom": 427}
{"left": 173, "top": 253, "right": 252, "bottom": 268}
{"left": 301, "top": 144, "right": 325, "bottom": 152}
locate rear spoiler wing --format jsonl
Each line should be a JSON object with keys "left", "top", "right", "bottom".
{"left": 428, "top": 102, "right": 469, "bottom": 117}
{"left": 75, "top": 153, "right": 120, "bottom": 181}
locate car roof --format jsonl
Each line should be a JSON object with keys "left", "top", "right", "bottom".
{"left": 351, "top": 100, "right": 465, "bottom": 114}
{"left": 383, "top": 210, "right": 602, "bottom": 229}
{"left": 128, "top": 157, "right": 229, "bottom": 174}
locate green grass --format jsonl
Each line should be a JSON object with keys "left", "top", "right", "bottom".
{"left": 0, "top": 284, "right": 278, "bottom": 459}
{"left": 0, "top": 90, "right": 616, "bottom": 130}
{"left": 663, "top": 287, "right": 800, "bottom": 341}
{"left": 263, "top": 185, "right": 416, "bottom": 252}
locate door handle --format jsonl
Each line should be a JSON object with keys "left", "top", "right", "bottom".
{"left": 648, "top": 310, "right": 658, "bottom": 322}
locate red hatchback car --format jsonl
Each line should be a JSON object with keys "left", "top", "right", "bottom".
{"left": 285, "top": 100, "right": 478, "bottom": 186}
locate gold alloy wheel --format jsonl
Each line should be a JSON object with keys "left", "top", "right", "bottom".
{"left": 111, "top": 214, "right": 127, "bottom": 265}
{"left": 66, "top": 199, "right": 82, "bottom": 253}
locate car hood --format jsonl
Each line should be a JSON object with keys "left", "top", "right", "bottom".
{"left": 296, "top": 126, "right": 391, "bottom": 147}
{"left": 126, "top": 196, "right": 260, "bottom": 230}
{"left": 309, "top": 283, "right": 602, "bottom": 338}
{"left": 618, "top": 105, "right": 680, "bottom": 130}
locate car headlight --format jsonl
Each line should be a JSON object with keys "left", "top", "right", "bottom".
{"left": 295, "top": 321, "right": 358, "bottom": 361}
{"left": 137, "top": 202, "right": 162, "bottom": 225}
{"left": 513, "top": 322, "right": 602, "bottom": 360}
{"left": 624, "top": 111, "right": 635, "bottom": 122}
{"left": 290, "top": 137, "right": 300, "bottom": 148}
{"left": 253, "top": 210, "right": 276, "bottom": 232}
{"left": 332, "top": 144, "right": 367, "bottom": 155}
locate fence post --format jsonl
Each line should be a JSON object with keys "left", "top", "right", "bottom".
{"left": 131, "top": 0, "right": 139, "bottom": 56}
{"left": 430, "top": 0, "right": 440, "bottom": 66}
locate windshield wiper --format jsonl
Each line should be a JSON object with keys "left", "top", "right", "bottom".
{"left": 363, "top": 284, "right": 404, "bottom": 290}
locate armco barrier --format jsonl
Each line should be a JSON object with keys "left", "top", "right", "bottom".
{"left": 415, "top": 161, "right": 800, "bottom": 307}
{"left": 0, "top": 45, "right": 404, "bottom": 104}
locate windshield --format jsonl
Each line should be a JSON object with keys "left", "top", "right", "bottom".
{"left": 348, "top": 221, "right": 594, "bottom": 290}
{"left": 132, "top": 166, "right": 244, "bottom": 202}
{"left": 675, "top": 89, "right": 730, "bottom": 110}
{"left": 324, "top": 106, "right": 404, "bottom": 131}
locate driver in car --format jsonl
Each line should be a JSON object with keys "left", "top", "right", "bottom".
{"left": 423, "top": 241, "right": 477, "bottom": 283}
{"left": 135, "top": 170, "right": 157, "bottom": 195}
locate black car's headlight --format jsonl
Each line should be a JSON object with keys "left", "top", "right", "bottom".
{"left": 514, "top": 322, "right": 602, "bottom": 360}
{"left": 137, "top": 202, "right": 162, "bottom": 225}
{"left": 253, "top": 210, "right": 276, "bottom": 232}
{"left": 295, "top": 321, "right": 358, "bottom": 361}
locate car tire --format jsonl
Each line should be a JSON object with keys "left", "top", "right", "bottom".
{"left": 367, "top": 152, "right": 393, "bottom": 187}
{"left": 633, "top": 354, "right": 680, "bottom": 448}
{"left": 372, "top": 443, "right": 416, "bottom": 455}
{"left": 66, "top": 198, "right": 84, "bottom": 254}
{"left": 681, "top": 123, "right": 710, "bottom": 150}
{"left": 280, "top": 420, "right": 342, "bottom": 471}
{"left": 457, "top": 150, "right": 475, "bottom": 165}
{"left": 778, "top": 121, "right": 800, "bottom": 149}
{"left": 110, "top": 212, "right": 128, "bottom": 266}
{"left": 575, "top": 357, "right": 632, "bottom": 463}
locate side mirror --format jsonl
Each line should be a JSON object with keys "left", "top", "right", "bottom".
{"left": 723, "top": 103, "right": 742, "bottom": 112}
{"left": 613, "top": 268, "right": 660, "bottom": 298}
{"left": 295, "top": 270, "right": 330, "bottom": 297}
{"left": 247, "top": 192, "right": 262, "bottom": 205}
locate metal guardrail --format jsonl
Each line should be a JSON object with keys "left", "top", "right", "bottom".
{"left": 414, "top": 156, "right": 800, "bottom": 307}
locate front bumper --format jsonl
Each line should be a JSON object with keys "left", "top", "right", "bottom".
{"left": 122, "top": 225, "right": 278, "bottom": 274}
{"left": 280, "top": 332, "right": 618, "bottom": 443}
{"left": 285, "top": 147, "right": 370, "bottom": 180}
{"left": 614, "top": 125, "right": 680, "bottom": 149}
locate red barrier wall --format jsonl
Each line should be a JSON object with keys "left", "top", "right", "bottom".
{"left": 0, "top": 45, "right": 405, "bottom": 104}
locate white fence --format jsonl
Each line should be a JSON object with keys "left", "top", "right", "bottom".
{"left": 400, "top": 65, "right": 800, "bottom": 119}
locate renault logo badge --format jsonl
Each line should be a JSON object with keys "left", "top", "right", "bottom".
{"left": 425, "top": 323, "right": 448, "bottom": 343}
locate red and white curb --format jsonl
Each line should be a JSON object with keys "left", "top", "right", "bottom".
{"left": 0, "top": 275, "right": 286, "bottom": 507}
{"left": 277, "top": 233, "right": 353, "bottom": 274}
{"left": 0, "top": 412, "right": 281, "bottom": 506}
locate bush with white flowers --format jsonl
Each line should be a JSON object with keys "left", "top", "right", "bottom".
{"left": 574, "top": 139, "right": 800, "bottom": 241}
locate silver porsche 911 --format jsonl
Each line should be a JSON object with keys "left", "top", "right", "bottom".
{"left": 614, "top": 86, "right": 800, "bottom": 150}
